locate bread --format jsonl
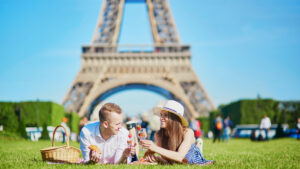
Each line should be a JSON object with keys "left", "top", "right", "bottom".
{"left": 88, "top": 145, "right": 102, "bottom": 154}
{"left": 131, "top": 161, "right": 157, "bottom": 165}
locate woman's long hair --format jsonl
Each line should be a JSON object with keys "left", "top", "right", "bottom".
{"left": 156, "top": 112, "right": 185, "bottom": 152}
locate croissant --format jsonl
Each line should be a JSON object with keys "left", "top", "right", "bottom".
{"left": 88, "top": 145, "right": 102, "bottom": 154}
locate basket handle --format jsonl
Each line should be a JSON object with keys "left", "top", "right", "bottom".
{"left": 52, "top": 125, "right": 69, "bottom": 148}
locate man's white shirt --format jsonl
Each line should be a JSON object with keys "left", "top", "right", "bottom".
{"left": 80, "top": 121, "right": 129, "bottom": 164}
{"left": 260, "top": 117, "right": 271, "bottom": 129}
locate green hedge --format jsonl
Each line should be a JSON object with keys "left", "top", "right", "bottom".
{"left": 66, "top": 112, "right": 81, "bottom": 134}
{"left": 17, "top": 101, "right": 65, "bottom": 127}
{"left": 197, "top": 117, "right": 210, "bottom": 133}
{"left": 0, "top": 101, "right": 80, "bottom": 133}
{"left": 216, "top": 99, "right": 300, "bottom": 129}
{"left": 0, "top": 102, "right": 19, "bottom": 132}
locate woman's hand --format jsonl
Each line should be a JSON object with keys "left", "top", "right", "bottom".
{"left": 140, "top": 139, "right": 156, "bottom": 151}
{"left": 143, "top": 150, "right": 157, "bottom": 163}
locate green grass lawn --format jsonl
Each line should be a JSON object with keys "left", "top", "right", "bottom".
{"left": 0, "top": 135, "right": 299, "bottom": 169}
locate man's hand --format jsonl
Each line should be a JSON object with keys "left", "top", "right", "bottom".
{"left": 123, "top": 146, "right": 137, "bottom": 158}
{"left": 89, "top": 150, "right": 101, "bottom": 164}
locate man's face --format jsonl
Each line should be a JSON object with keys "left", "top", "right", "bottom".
{"left": 106, "top": 112, "right": 123, "bottom": 135}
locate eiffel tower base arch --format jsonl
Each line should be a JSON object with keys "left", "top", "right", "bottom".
{"left": 62, "top": 0, "right": 216, "bottom": 118}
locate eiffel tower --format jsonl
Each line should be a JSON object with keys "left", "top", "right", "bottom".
{"left": 63, "top": 0, "right": 215, "bottom": 119}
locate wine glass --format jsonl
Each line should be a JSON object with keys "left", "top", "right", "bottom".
{"left": 138, "top": 128, "right": 147, "bottom": 151}
{"left": 127, "top": 134, "right": 133, "bottom": 164}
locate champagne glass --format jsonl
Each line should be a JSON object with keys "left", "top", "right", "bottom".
{"left": 138, "top": 128, "right": 147, "bottom": 151}
{"left": 127, "top": 134, "right": 133, "bottom": 164}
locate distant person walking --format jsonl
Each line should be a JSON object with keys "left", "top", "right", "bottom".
{"left": 79, "top": 117, "right": 89, "bottom": 132}
{"left": 78, "top": 117, "right": 89, "bottom": 141}
{"left": 222, "top": 116, "right": 233, "bottom": 142}
{"left": 296, "top": 117, "right": 300, "bottom": 140}
{"left": 141, "top": 116, "right": 149, "bottom": 132}
{"left": 213, "top": 114, "right": 223, "bottom": 143}
{"left": 61, "top": 117, "right": 70, "bottom": 143}
{"left": 190, "top": 117, "right": 202, "bottom": 138}
{"left": 260, "top": 115, "right": 271, "bottom": 140}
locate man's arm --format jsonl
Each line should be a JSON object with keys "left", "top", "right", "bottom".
{"left": 141, "top": 128, "right": 195, "bottom": 163}
{"left": 113, "top": 128, "right": 137, "bottom": 164}
{"left": 114, "top": 148, "right": 128, "bottom": 164}
{"left": 79, "top": 128, "right": 91, "bottom": 163}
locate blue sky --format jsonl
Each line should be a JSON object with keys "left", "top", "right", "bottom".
{"left": 0, "top": 0, "right": 300, "bottom": 117}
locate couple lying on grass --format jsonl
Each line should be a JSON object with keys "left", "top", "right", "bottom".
{"left": 80, "top": 100, "right": 214, "bottom": 165}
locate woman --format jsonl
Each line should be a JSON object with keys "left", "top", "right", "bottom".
{"left": 140, "top": 100, "right": 214, "bottom": 165}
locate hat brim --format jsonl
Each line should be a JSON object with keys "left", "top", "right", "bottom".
{"left": 153, "top": 107, "right": 188, "bottom": 127}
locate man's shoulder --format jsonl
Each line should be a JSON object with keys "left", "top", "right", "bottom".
{"left": 117, "top": 127, "right": 129, "bottom": 137}
{"left": 81, "top": 121, "right": 99, "bottom": 133}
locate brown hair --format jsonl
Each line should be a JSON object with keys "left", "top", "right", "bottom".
{"left": 156, "top": 112, "right": 185, "bottom": 152}
{"left": 99, "top": 103, "right": 122, "bottom": 122}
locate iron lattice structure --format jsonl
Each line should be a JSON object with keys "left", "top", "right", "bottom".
{"left": 63, "top": 0, "right": 215, "bottom": 119}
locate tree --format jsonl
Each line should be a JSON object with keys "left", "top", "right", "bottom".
{"left": 18, "top": 120, "right": 27, "bottom": 139}
{"left": 40, "top": 123, "right": 50, "bottom": 140}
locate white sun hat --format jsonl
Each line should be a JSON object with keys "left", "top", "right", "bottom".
{"left": 153, "top": 100, "right": 188, "bottom": 127}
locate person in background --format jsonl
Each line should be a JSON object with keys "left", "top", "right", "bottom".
{"left": 250, "top": 129, "right": 256, "bottom": 141}
{"left": 61, "top": 117, "right": 70, "bottom": 143}
{"left": 213, "top": 114, "right": 223, "bottom": 143}
{"left": 141, "top": 116, "right": 149, "bottom": 137}
{"left": 79, "top": 117, "right": 88, "bottom": 132}
{"left": 80, "top": 103, "right": 137, "bottom": 164}
{"left": 189, "top": 117, "right": 202, "bottom": 139}
{"left": 296, "top": 117, "right": 300, "bottom": 140}
{"left": 78, "top": 117, "right": 89, "bottom": 142}
{"left": 222, "top": 116, "right": 233, "bottom": 142}
{"left": 260, "top": 115, "right": 271, "bottom": 140}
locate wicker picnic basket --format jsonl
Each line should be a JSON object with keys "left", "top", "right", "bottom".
{"left": 40, "top": 125, "right": 81, "bottom": 163}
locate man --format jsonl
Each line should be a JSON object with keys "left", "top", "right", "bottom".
{"left": 296, "top": 117, "right": 300, "bottom": 140}
{"left": 222, "top": 116, "right": 233, "bottom": 142}
{"left": 189, "top": 117, "right": 201, "bottom": 138}
{"left": 260, "top": 115, "right": 271, "bottom": 140}
{"left": 61, "top": 117, "right": 70, "bottom": 143}
{"left": 80, "top": 103, "right": 136, "bottom": 164}
{"left": 213, "top": 114, "right": 223, "bottom": 143}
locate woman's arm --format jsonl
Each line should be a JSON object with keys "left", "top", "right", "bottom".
{"left": 141, "top": 128, "right": 195, "bottom": 163}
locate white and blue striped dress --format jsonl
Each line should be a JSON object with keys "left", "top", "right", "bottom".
{"left": 184, "top": 143, "right": 214, "bottom": 165}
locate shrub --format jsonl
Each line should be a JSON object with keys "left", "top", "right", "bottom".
{"left": 0, "top": 101, "right": 66, "bottom": 133}
{"left": 219, "top": 99, "right": 300, "bottom": 128}
{"left": 197, "top": 117, "right": 209, "bottom": 133}
{"left": 40, "top": 123, "right": 50, "bottom": 140}
{"left": 66, "top": 112, "right": 81, "bottom": 134}
{"left": 18, "top": 120, "right": 27, "bottom": 139}
{"left": 0, "top": 102, "right": 19, "bottom": 132}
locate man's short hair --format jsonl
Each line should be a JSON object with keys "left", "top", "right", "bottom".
{"left": 99, "top": 103, "right": 122, "bottom": 122}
